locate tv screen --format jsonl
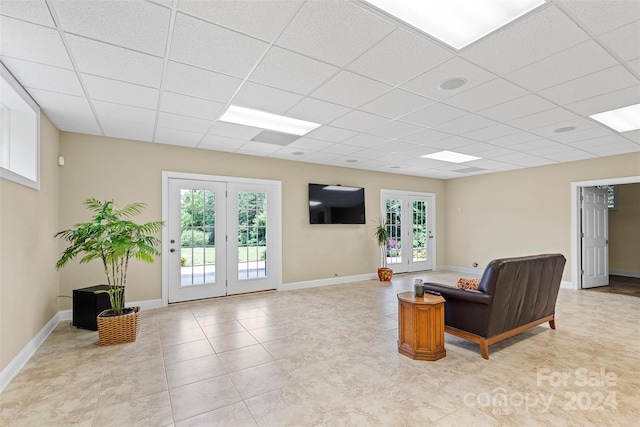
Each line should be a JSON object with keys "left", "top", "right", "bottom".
{"left": 309, "top": 183, "right": 365, "bottom": 224}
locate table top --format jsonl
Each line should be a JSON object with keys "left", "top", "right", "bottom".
{"left": 397, "top": 291, "right": 445, "bottom": 304}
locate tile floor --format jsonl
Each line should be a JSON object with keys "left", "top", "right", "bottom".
{"left": 1, "top": 270, "right": 639, "bottom": 426}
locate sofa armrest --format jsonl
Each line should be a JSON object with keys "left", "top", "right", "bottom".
{"left": 422, "top": 282, "right": 492, "bottom": 305}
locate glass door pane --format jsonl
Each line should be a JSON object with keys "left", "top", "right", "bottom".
{"left": 412, "top": 200, "right": 428, "bottom": 262}
{"left": 386, "top": 198, "right": 402, "bottom": 267}
{"left": 237, "top": 191, "right": 267, "bottom": 281}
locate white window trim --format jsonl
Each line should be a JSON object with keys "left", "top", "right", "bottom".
{"left": 0, "top": 62, "right": 41, "bottom": 190}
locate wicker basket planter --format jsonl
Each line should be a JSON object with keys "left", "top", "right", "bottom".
{"left": 97, "top": 306, "right": 140, "bottom": 346}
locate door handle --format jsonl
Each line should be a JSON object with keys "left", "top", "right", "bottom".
{"left": 170, "top": 248, "right": 176, "bottom": 253}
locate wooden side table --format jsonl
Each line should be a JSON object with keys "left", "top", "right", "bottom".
{"left": 397, "top": 291, "right": 446, "bottom": 361}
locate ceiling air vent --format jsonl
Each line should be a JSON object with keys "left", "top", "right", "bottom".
{"left": 251, "top": 130, "right": 301, "bottom": 146}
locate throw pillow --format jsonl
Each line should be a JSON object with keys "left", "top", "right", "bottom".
{"left": 456, "top": 277, "right": 480, "bottom": 290}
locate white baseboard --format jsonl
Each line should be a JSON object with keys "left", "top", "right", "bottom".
{"left": 560, "top": 280, "right": 577, "bottom": 289}
{"left": 610, "top": 269, "right": 640, "bottom": 279}
{"left": 0, "top": 298, "right": 163, "bottom": 394}
{"left": 436, "top": 264, "right": 484, "bottom": 276}
{"left": 282, "top": 273, "right": 377, "bottom": 291}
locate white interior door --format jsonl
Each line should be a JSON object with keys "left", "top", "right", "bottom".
{"left": 166, "top": 176, "right": 281, "bottom": 303}
{"left": 581, "top": 187, "right": 609, "bottom": 289}
{"left": 168, "top": 179, "right": 227, "bottom": 302}
{"left": 382, "top": 191, "right": 434, "bottom": 274}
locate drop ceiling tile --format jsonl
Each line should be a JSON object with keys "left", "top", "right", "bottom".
{"left": 462, "top": 124, "right": 520, "bottom": 141}
{"left": 444, "top": 78, "right": 528, "bottom": 112}
{"left": 157, "top": 112, "right": 214, "bottom": 133}
{"left": 550, "top": 126, "right": 614, "bottom": 144}
{"left": 208, "top": 121, "right": 261, "bottom": 140}
{"left": 525, "top": 142, "right": 578, "bottom": 156}
{"left": 199, "top": 135, "right": 246, "bottom": 152}
{"left": 0, "top": 0, "right": 55, "bottom": 26}
{"left": 400, "top": 103, "right": 467, "bottom": 127}
{"left": 296, "top": 151, "right": 341, "bottom": 163}
{"left": 399, "top": 128, "right": 451, "bottom": 145}
{"left": 542, "top": 149, "right": 596, "bottom": 162}
{"left": 177, "top": 0, "right": 302, "bottom": 42}
{"left": 583, "top": 140, "right": 640, "bottom": 156}
{"left": 323, "top": 144, "right": 362, "bottom": 155}
{"left": 622, "top": 130, "right": 640, "bottom": 143}
{"left": 461, "top": 5, "right": 589, "bottom": 75}
{"left": 249, "top": 47, "right": 339, "bottom": 95}
{"left": 0, "top": 16, "right": 72, "bottom": 68}
{"left": 469, "top": 147, "right": 518, "bottom": 158}
{"left": 530, "top": 117, "right": 597, "bottom": 138}
{"left": 508, "top": 139, "right": 558, "bottom": 152}
{"left": 311, "top": 71, "right": 392, "bottom": 109}
{"left": 93, "top": 100, "right": 156, "bottom": 126}
{"left": 628, "top": 58, "right": 640, "bottom": 75}
{"left": 287, "top": 137, "right": 334, "bottom": 151}
{"left": 367, "top": 121, "right": 423, "bottom": 139}
{"left": 539, "top": 66, "right": 639, "bottom": 105}
{"left": 599, "top": 21, "right": 640, "bottom": 61}
{"left": 285, "top": 98, "right": 350, "bottom": 124}
{"left": 305, "top": 126, "right": 358, "bottom": 143}
{"left": 428, "top": 136, "right": 477, "bottom": 150}
{"left": 233, "top": 82, "right": 303, "bottom": 115}
{"left": 275, "top": 0, "right": 394, "bottom": 67}
{"left": 492, "top": 151, "right": 539, "bottom": 162}
{"left": 509, "top": 156, "right": 556, "bottom": 167}
{"left": 478, "top": 95, "right": 556, "bottom": 123}
{"left": 569, "top": 134, "right": 631, "bottom": 149}
{"left": 101, "top": 120, "right": 155, "bottom": 142}
{"left": 53, "top": 119, "right": 101, "bottom": 135}
{"left": 487, "top": 132, "right": 541, "bottom": 147}
{"left": 1, "top": 57, "right": 83, "bottom": 96}
{"left": 28, "top": 88, "right": 95, "bottom": 128}
{"left": 433, "top": 114, "right": 496, "bottom": 135}
{"left": 465, "top": 159, "right": 517, "bottom": 171}
{"left": 82, "top": 74, "right": 159, "bottom": 109}
{"left": 557, "top": 0, "right": 640, "bottom": 35}
{"left": 170, "top": 13, "right": 268, "bottom": 77}
{"left": 154, "top": 127, "right": 203, "bottom": 147}
{"left": 507, "top": 108, "right": 579, "bottom": 131}
{"left": 347, "top": 28, "right": 452, "bottom": 85}
{"left": 347, "top": 149, "right": 388, "bottom": 160}
{"left": 236, "top": 141, "right": 283, "bottom": 155}
{"left": 505, "top": 41, "right": 618, "bottom": 92}
{"left": 375, "top": 140, "right": 426, "bottom": 155}
{"left": 341, "top": 134, "right": 387, "bottom": 148}
{"left": 53, "top": 0, "right": 170, "bottom": 56}
{"left": 360, "top": 89, "right": 434, "bottom": 119}
{"left": 164, "top": 61, "right": 242, "bottom": 102}
{"left": 66, "top": 34, "right": 163, "bottom": 86}
{"left": 565, "top": 86, "right": 640, "bottom": 116}
{"left": 455, "top": 142, "right": 499, "bottom": 155}
{"left": 401, "top": 57, "right": 496, "bottom": 101}
{"left": 160, "top": 92, "right": 225, "bottom": 121}
{"left": 330, "top": 110, "right": 388, "bottom": 133}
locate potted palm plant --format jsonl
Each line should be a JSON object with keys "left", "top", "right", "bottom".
{"left": 373, "top": 218, "right": 393, "bottom": 281}
{"left": 55, "top": 198, "right": 163, "bottom": 345}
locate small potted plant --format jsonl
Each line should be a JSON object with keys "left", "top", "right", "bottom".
{"left": 373, "top": 218, "right": 393, "bottom": 281}
{"left": 55, "top": 198, "right": 163, "bottom": 345}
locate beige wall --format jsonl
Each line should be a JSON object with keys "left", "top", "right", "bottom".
{"left": 57, "top": 132, "right": 446, "bottom": 307}
{"left": 0, "top": 115, "right": 59, "bottom": 372}
{"left": 444, "top": 152, "right": 640, "bottom": 281}
{"left": 609, "top": 183, "right": 640, "bottom": 274}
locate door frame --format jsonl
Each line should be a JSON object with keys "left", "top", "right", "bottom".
{"left": 161, "top": 171, "right": 282, "bottom": 306}
{"left": 570, "top": 175, "right": 640, "bottom": 290}
{"left": 380, "top": 189, "right": 436, "bottom": 273}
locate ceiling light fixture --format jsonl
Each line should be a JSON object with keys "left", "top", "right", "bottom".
{"left": 219, "top": 105, "right": 321, "bottom": 136}
{"left": 421, "top": 150, "right": 481, "bottom": 163}
{"left": 439, "top": 77, "right": 467, "bottom": 90}
{"left": 363, "top": 0, "right": 545, "bottom": 50}
{"left": 589, "top": 103, "right": 640, "bottom": 133}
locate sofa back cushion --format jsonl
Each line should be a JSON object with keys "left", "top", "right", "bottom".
{"left": 481, "top": 254, "right": 566, "bottom": 338}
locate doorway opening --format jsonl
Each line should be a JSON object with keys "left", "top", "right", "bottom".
{"left": 571, "top": 176, "right": 640, "bottom": 290}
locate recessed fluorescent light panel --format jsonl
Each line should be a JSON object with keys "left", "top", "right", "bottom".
{"left": 421, "top": 150, "right": 481, "bottom": 163}
{"left": 363, "top": 0, "right": 546, "bottom": 50}
{"left": 219, "top": 105, "right": 321, "bottom": 136}
{"left": 589, "top": 103, "right": 640, "bottom": 133}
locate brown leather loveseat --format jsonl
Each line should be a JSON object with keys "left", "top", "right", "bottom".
{"left": 422, "top": 254, "right": 566, "bottom": 359}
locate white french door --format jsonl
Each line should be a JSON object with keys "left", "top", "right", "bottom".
{"left": 581, "top": 187, "right": 609, "bottom": 289}
{"left": 165, "top": 174, "right": 280, "bottom": 303}
{"left": 381, "top": 190, "right": 434, "bottom": 273}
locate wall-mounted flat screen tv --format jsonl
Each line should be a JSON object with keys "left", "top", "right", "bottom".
{"left": 309, "top": 183, "right": 365, "bottom": 224}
